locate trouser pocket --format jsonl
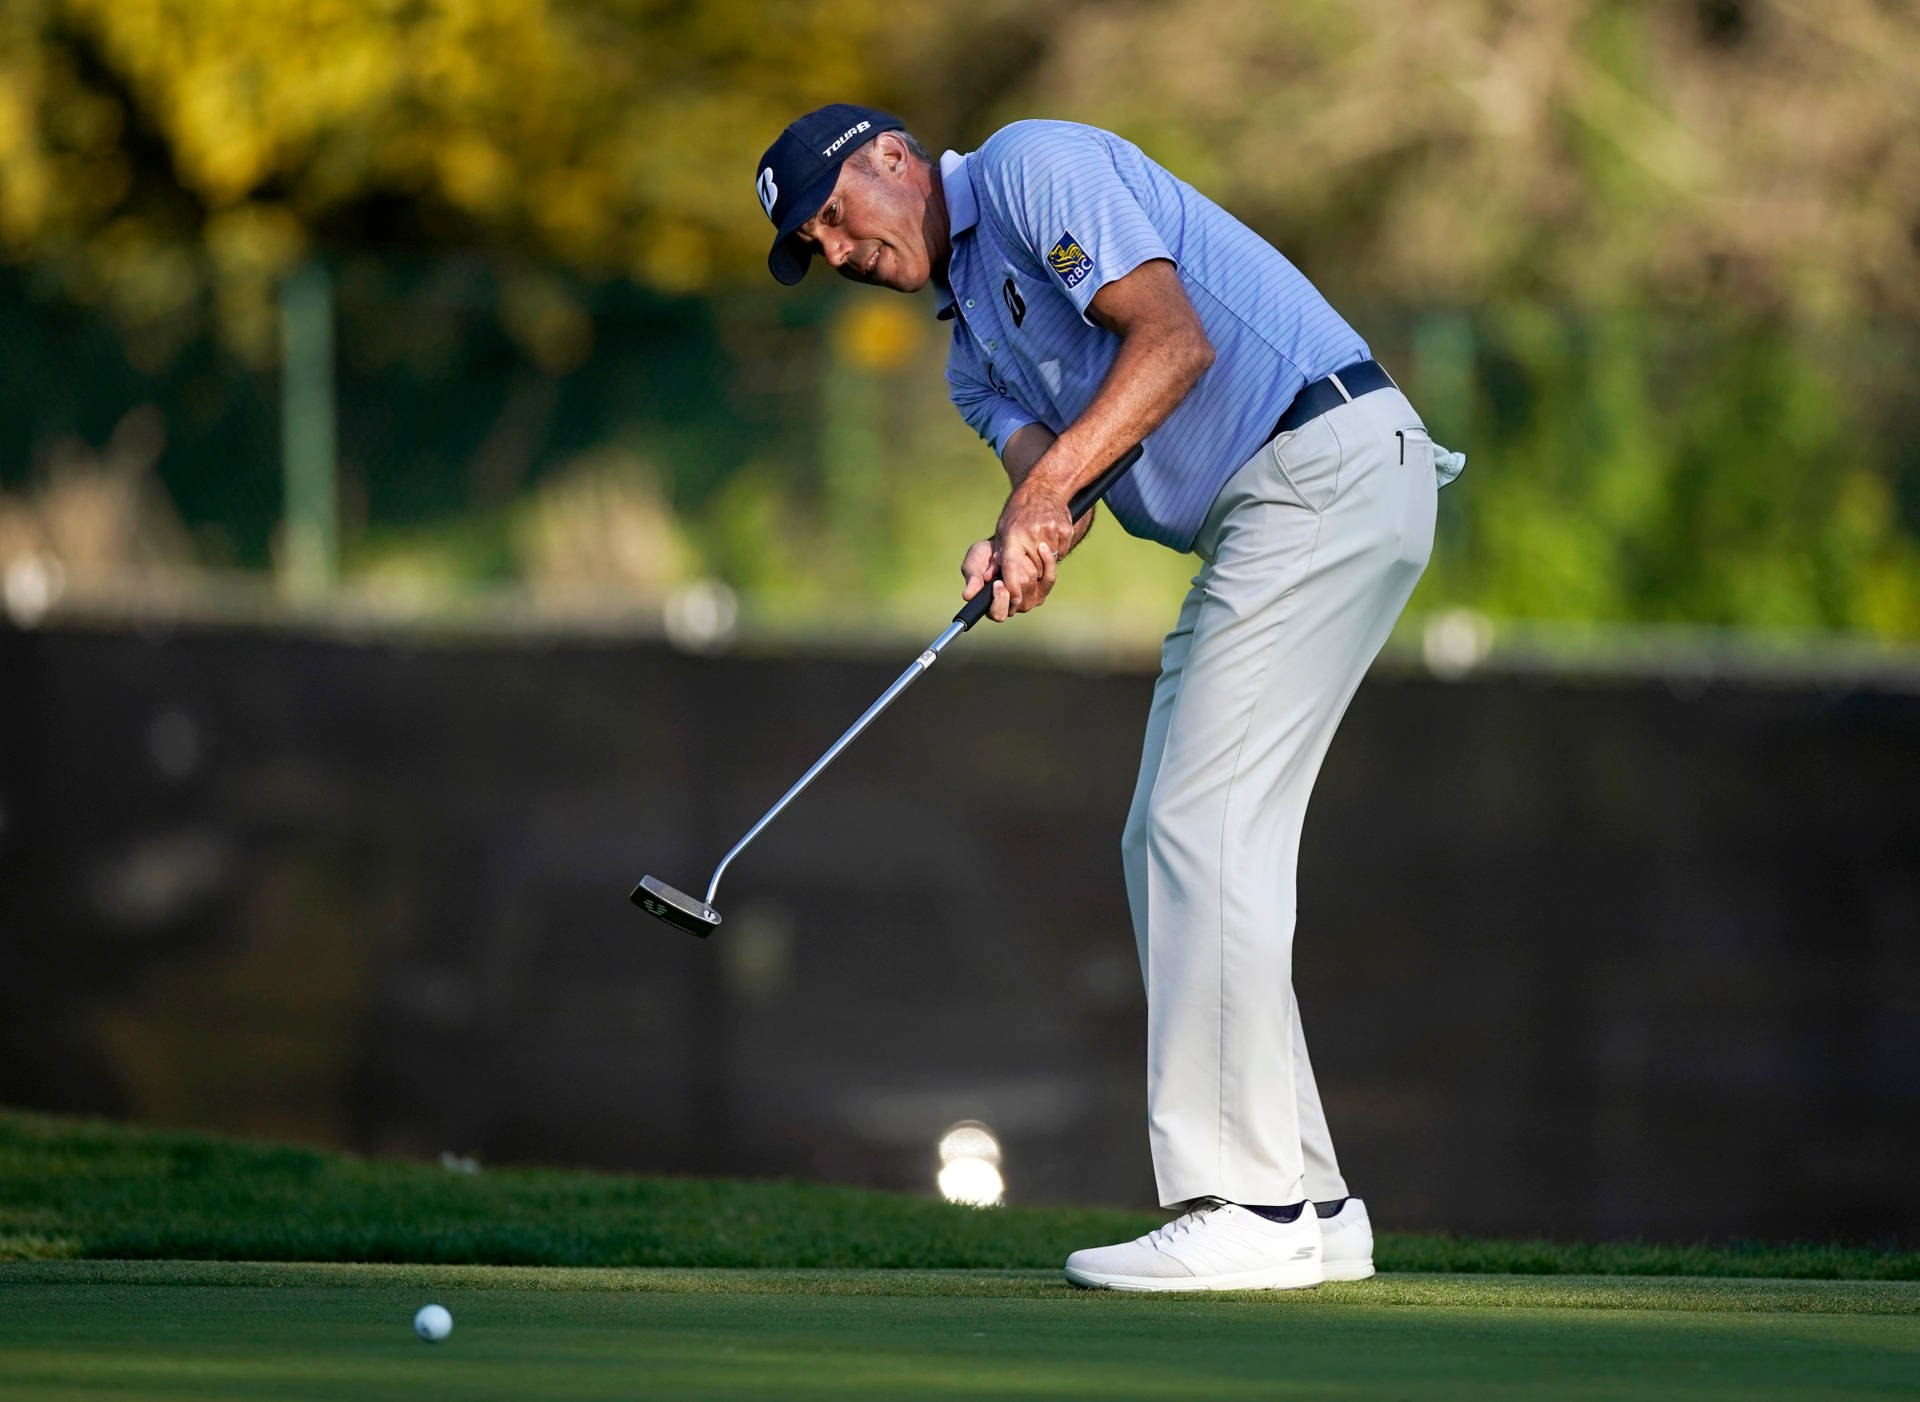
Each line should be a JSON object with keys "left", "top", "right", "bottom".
{"left": 1271, "top": 414, "right": 1344, "bottom": 514}
{"left": 1393, "top": 426, "right": 1430, "bottom": 466}
{"left": 1391, "top": 426, "right": 1438, "bottom": 571}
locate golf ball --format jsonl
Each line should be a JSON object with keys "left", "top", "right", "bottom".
{"left": 413, "top": 1303, "right": 453, "bottom": 1342}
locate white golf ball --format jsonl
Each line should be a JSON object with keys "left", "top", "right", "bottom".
{"left": 413, "top": 1303, "right": 453, "bottom": 1342}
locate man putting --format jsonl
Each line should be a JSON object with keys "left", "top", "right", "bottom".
{"left": 754, "top": 105, "right": 1463, "bottom": 1291}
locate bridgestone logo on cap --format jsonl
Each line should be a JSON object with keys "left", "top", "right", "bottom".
{"left": 822, "top": 120, "right": 871, "bottom": 158}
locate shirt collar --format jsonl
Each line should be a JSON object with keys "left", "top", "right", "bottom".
{"left": 934, "top": 149, "right": 978, "bottom": 321}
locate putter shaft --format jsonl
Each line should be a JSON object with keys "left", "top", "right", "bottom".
{"left": 704, "top": 620, "right": 964, "bottom": 904}
{"left": 652, "top": 444, "right": 1142, "bottom": 922}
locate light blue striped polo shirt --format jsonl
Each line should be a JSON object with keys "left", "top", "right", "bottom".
{"left": 937, "top": 120, "right": 1368, "bottom": 551}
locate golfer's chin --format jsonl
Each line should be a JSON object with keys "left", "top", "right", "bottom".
{"left": 841, "top": 250, "right": 930, "bottom": 294}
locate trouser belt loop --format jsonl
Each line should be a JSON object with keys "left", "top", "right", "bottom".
{"left": 1269, "top": 358, "right": 1393, "bottom": 440}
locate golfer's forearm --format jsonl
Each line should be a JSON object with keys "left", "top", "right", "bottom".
{"left": 1002, "top": 422, "right": 1055, "bottom": 486}
{"left": 1002, "top": 423, "right": 1095, "bottom": 548}
{"left": 1024, "top": 321, "right": 1212, "bottom": 507}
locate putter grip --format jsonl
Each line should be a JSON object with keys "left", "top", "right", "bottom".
{"left": 954, "top": 444, "right": 1143, "bottom": 631}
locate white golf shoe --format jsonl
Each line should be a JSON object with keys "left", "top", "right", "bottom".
{"left": 1063, "top": 1200, "right": 1324, "bottom": 1292}
{"left": 1317, "top": 1197, "right": 1376, "bottom": 1281}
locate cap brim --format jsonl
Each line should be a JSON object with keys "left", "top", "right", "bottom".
{"left": 765, "top": 165, "right": 846, "bottom": 285}
{"left": 768, "top": 234, "right": 811, "bottom": 286}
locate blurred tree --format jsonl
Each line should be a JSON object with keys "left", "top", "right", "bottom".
{"left": 13, "top": 0, "right": 1908, "bottom": 346}
{"left": 956, "top": 0, "right": 1920, "bottom": 324}
{"left": 941, "top": 0, "right": 1920, "bottom": 635}
{"left": 0, "top": 0, "right": 893, "bottom": 365}
{"left": 1, "top": 0, "right": 1917, "bottom": 635}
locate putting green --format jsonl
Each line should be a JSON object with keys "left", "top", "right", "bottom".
{"left": 3, "top": 1264, "right": 1915, "bottom": 1401}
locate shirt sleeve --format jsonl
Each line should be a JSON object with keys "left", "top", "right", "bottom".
{"left": 974, "top": 122, "right": 1175, "bottom": 324}
{"left": 946, "top": 330, "right": 1039, "bottom": 458}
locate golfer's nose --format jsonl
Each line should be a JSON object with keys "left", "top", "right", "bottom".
{"left": 819, "top": 232, "right": 854, "bottom": 268}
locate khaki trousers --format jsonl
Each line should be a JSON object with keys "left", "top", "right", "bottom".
{"left": 1121, "top": 385, "right": 1437, "bottom": 1209}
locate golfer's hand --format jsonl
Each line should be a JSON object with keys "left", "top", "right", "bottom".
{"left": 960, "top": 538, "right": 1021, "bottom": 624}
{"left": 994, "top": 483, "right": 1073, "bottom": 614}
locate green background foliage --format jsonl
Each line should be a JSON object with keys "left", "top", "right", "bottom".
{"left": 1, "top": 0, "right": 1916, "bottom": 637}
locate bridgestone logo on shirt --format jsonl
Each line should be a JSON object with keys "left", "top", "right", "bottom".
{"left": 822, "top": 121, "right": 871, "bottom": 158}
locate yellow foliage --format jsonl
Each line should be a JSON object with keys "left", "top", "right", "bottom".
{"left": 0, "top": 0, "right": 1914, "bottom": 348}
{"left": 2, "top": 0, "right": 895, "bottom": 349}
{"left": 832, "top": 299, "right": 923, "bottom": 373}
{"left": 639, "top": 221, "right": 715, "bottom": 297}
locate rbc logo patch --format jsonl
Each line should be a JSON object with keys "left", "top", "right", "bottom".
{"left": 1047, "top": 232, "right": 1094, "bottom": 289}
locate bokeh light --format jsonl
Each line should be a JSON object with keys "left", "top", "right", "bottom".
{"left": 936, "top": 1121, "right": 1004, "bottom": 1207}
{"left": 936, "top": 1156, "right": 1004, "bottom": 1208}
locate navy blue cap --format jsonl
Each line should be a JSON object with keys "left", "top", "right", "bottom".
{"left": 755, "top": 104, "right": 904, "bottom": 285}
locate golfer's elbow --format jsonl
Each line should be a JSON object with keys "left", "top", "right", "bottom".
{"left": 1170, "top": 323, "right": 1214, "bottom": 391}
{"left": 1117, "top": 313, "right": 1213, "bottom": 403}
{"left": 1185, "top": 328, "right": 1216, "bottom": 381}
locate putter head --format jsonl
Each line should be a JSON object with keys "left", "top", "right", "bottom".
{"left": 631, "top": 875, "right": 722, "bottom": 937}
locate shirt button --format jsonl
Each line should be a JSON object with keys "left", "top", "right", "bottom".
{"left": 988, "top": 340, "right": 997, "bottom": 350}
{"left": 965, "top": 299, "right": 975, "bottom": 308}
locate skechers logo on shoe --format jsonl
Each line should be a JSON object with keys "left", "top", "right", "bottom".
{"left": 1290, "top": 1247, "right": 1316, "bottom": 1260}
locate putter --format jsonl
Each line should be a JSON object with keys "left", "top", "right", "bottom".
{"left": 632, "top": 443, "right": 1143, "bottom": 936}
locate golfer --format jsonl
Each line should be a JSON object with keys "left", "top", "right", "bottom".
{"left": 755, "top": 105, "right": 1463, "bottom": 1291}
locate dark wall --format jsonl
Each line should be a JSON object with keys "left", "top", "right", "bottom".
{"left": 1, "top": 619, "right": 1915, "bottom": 1245}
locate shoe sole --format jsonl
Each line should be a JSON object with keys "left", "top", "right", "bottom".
{"left": 1064, "top": 1262, "right": 1325, "bottom": 1293}
{"left": 1322, "top": 1259, "right": 1375, "bottom": 1282}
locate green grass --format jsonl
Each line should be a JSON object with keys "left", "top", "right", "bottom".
{"left": 5, "top": 1113, "right": 1917, "bottom": 1399}
{"left": 4, "top": 1109, "right": 1917, "bottom": 1279}
{"left": 7, "top": 1260, "right": 1920, "bottom": 1314}
{"left": 1, "top": 1265, "right": 1915, "bottom": 1401}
